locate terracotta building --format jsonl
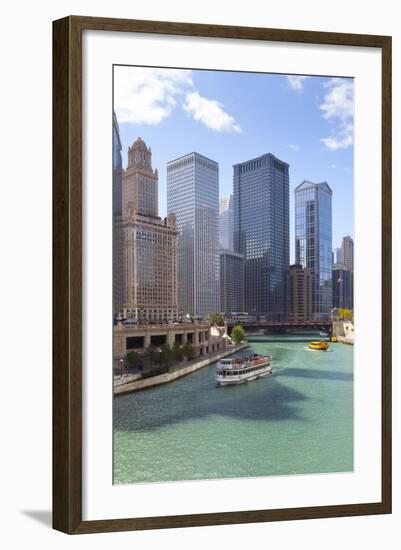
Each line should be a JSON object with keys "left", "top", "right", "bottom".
{"left": 122, "top": 138, "right": 178, "bottom": 322}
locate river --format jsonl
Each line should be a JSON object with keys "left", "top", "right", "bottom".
{"left": 113, "top": 334, "right": 353, "bottom": 484}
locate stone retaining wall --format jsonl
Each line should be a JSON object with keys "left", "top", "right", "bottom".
{"left": 114, "top": 342, "right": 248, "bottom": 395}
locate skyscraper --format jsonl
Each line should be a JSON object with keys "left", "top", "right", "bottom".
{"left": 332, "top": 263, "right": 353, "bottom": 310}
{"left": 335, "top": 247, "right": 343, "bottom": 265}
{"left": 122, "top": 138, "right": 178, "bottom": 322}
{"left": 219, "top": 194, "right": 234, "bottom": 250}
{"left": 167, "top": 152, "right": 219, "bottom": 317}
{"left": 113, "top": 112, "right": 124, "bottom": 316}
{"left": 341, "top": 235, "right": 354, "bottom": 272}
{"left": 295, "top": 180, "right": 333, "bottom": 320}
{"left": 220, "top": 249, "right": 244, "bottom": 314}
{"left": 289, "top": 264, "right": 313, "bottom": 321}
{"left": 233, "top": 153, "right": 289, "bottom": 320}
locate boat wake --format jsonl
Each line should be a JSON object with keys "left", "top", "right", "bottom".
{"left": 304, "top": 347, "right": 334, "bottom": 352}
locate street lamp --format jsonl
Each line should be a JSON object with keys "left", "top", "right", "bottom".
{"left": 119, "top": 358, "right": 124, "bottom": 378}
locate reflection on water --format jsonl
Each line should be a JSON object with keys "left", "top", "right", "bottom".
{"left": 113, "top": 334, "right": 353, "bottom": 484}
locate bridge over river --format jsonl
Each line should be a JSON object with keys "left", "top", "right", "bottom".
{"left": 226, "top": 319, "right": 333, "bottom": 337}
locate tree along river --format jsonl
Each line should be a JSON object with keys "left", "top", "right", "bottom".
{"left": 113, "top": 333, "right": 353, "bottom": 484}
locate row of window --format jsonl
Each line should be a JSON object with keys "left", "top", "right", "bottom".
{"left": 167, "top": 155, "right": 218, "bottom": 172}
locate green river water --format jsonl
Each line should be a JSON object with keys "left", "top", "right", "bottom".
{"left": 113, "top": 334, "right": 353, "bottom": 484}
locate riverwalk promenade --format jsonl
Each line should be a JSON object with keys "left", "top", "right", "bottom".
{"left": 114, "top": 342, "right": 248, "bottom": 395}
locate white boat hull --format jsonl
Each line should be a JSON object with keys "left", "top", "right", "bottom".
{"left": 216, "top": 365, "right": 272, "bottom": 386}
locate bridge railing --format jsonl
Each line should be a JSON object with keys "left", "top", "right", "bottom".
{"left": 226, "top": 319, "right": 332, "bottom": 326}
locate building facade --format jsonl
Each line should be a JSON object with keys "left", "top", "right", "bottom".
{"left": 123, "top": 208, "right": 178, "bottom": 322}
{"left": 167, "top": 152, "right": 220, "bottom": 317}
{"left": 233, "top": 153, "right": 289, "bottom": 320}
{"left": 122, "top": 138, "right": 178, "bottom": 322}
{"left": 332, "top": 264, "right": 353, "bottom": 310}
{"left": 219, "top": 194, "right": 234, "bottom": 250}
{"left": 219, "top": 249, "right": 244, "bottom": 315}
{"left": 113, "top": 112, "right": 124, "bottom": 316}
{"left": 341, "top": 235, "right": 354, "bottom": 273}
{"left": 289, "top": 264, "right": 313, "bottom": 321}
{"left": 295, "top": 180, "right": 333, "bottom": 320}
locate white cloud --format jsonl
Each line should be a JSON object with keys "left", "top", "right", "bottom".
{"left": 114, "top": 67, "right": 193, "bottom": 125}
{"left": 287, "top": 75, "right": 308, "bottom": 91}
{"left": 289, "top": 144, "right": 301, "bottom": 151}
{"left": 114, "top": 66, "right": 241, "bottom": 133}
{"left": 183, "top": 92, "right": 242, "bottom": 133}
{"left": 319, "top": 78, "right": 354, "bottom": 150}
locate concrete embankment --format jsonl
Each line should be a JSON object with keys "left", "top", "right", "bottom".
{"left": 114, "top": 342, "right": 249, "bottom": 395}
{"left": 332, "top": 320, "right": 354, "bottom": 346}
{"left": 336, "top": 336, "right": 354, "bottom": 345}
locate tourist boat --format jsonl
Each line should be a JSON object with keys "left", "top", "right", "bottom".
{"left": 216, "top": 354, "right": 272, "bottom": 386}
{"left": 308, "top": 340, "right": 329, "bottom": 351}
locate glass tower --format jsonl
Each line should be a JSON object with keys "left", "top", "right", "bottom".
{"left": 167, "top": 153, "right": 219, "bottom": 317}
{"left": 112, "top": 112, "right": 124, "bottom": 316}
{"left": 233, "top": 153, "right": 289, "bottom": 320}
{"left": 295, "top": 180, "right": 333, "bottom": 320}
{"left": 332, "top": 264, "right": 353, "bottom": 310}
{"left": 219, "top": 194, "right": 234, "bottom": 250}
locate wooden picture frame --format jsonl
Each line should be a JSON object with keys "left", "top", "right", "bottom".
{"left": 53, "top": 15, "right": 392, "bottom": 534}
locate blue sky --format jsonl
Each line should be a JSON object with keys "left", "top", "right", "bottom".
{"left": 114, "top": 66, "right": 354, "bottom": 262}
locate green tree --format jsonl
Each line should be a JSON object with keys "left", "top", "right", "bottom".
{"left": 172, "top": 340, "right": 184, "bottom": 362}
{"left": 146, "top": 344, "right": 158, "bottom": 366}
{"left": 231, "top": 325, "right": 245, "bottom": 345}
{"left": 338, "top": 308, "right": 353, "bottom": 320}
{"left": 126, "top": 351, "right": 141, "bottom": 369}
{"left": 160, "top": 344, "right": 173, "bottom": 367}
{"left": 344, "top": 309, "right": 353, "bottom": 320}
{"left": 183, "top": 342, "right": 195, "bottom": 361}
{"left": 211, "top": 312, "right": 224, "bottom": 326}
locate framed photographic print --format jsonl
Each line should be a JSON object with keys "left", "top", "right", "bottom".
{"left": 53, "top": 16, "right": 392, "bottom": 534}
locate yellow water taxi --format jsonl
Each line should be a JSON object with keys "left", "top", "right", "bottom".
{"left": 308, "top": 340, "right": 329, "bottom": 351}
